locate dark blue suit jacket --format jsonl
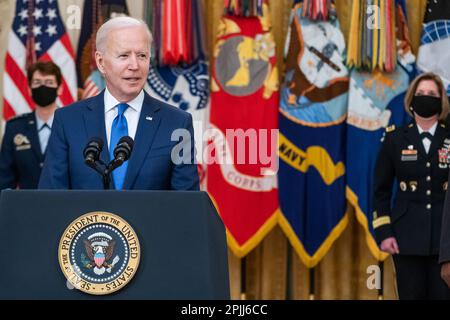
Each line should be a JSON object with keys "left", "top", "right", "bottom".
{"left": 38, "top": 91, "right": 199, "bottom": 190}
{"left": 0, "top": 112, "right": 45, "bottom": 189}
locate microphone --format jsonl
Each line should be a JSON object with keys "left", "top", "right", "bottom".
{"left": 83, "top": 137, "right": 104, "bottom": 167}
{"left": 112, "top": 136, "right": 134, "bottom": 166}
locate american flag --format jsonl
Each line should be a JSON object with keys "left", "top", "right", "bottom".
{"left": 3, "top": 0, "right": 77, "bottom": 121}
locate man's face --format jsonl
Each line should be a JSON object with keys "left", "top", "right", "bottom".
{"left": 96, "top": 26, "right": 151, "bottom": 102}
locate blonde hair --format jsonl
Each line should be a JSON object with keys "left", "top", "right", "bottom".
{"left": 96, "top": 16, "right": 153, "bottom": 53}
{"left": 404, "top": 72, "right": 449, "bottom": 121}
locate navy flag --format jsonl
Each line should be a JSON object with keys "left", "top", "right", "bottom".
{"left": 278, "top": 0, "right": 349, "bottom": 268}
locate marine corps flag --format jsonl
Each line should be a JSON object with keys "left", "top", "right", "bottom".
{"left": 417, "top": 0, "right": 450, "bottom": 95}
{"left": 278, "top": 0, "right": 349, "bottom": 268}
{"left": 346, "top": 0, "right": 416, "bottom": 260}
{"left": 207, "top": 0, "right": 279, "bottom": 257}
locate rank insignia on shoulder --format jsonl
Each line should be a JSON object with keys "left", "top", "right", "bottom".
{"left": 441, "top": 123, "right": 446, "bottom": 128}
{"left": 9, "top": 113, "right": 27, "bottom": 122}
{"left": 386, "top": 125, "right": 396, "bottom": 132}
{"left": 408, "top": 123, "right": 414, "bottom": 128}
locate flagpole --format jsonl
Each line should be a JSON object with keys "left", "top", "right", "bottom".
{"left": 378, "top": 261, "right": 384, "bottom": 300}
{"left": 309, "top": 267, "right": 315, "bottom": 300}
{"left": 285, "top": 242, "right": 293, "bottom": 300}
{"left": 144, "top": 0, "right": 152, "bottom": 27}
{"left": 240, "top": 256, "right": 247, "bottom": 300}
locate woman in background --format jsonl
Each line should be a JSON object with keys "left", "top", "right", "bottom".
{"left": 373, "top": 72, "right": 450, "bottom": 300}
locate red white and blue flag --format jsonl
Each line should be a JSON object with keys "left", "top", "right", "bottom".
{"left": 3, "top": 0, "right": 77, "bottom": 120}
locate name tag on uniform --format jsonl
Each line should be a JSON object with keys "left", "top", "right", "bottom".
{"left": 16, "top": 145, "right": 31, "bottom": 151}
{"left": 401, "top": 149, "right": 417, "bottom": 161}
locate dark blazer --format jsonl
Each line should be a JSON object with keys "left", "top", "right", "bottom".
{"left": 373, "top": 122, "right": 450, "bottom": 256}
{"left": 0, "top": 112, "right": 45, "bottom": 189}
{"left": 38, "top": 90, "right": 199, "bottom": 190}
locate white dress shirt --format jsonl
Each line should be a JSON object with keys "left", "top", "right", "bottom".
{"left": 35, "top": 113, "right": 54, "bottom": 154}
{"left": 104, "top": 87, "right": 144, "bottom": 148}
{"left": 417, "top": 122, "right": 437, "bottom": 154}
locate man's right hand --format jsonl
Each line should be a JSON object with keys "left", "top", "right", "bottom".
{"left": 380, "top": 237, "right": 400, "bottom": 255}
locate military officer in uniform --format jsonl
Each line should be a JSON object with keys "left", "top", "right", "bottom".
{"left": 373, "top": 72, "right": 450, "bottom": 299}
{"left": 0, "top": 61, "right": 63, "bottom": 189}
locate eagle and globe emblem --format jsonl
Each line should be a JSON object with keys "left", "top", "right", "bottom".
{"left": 58, "top": 212, "right": 140, "bottom": 295}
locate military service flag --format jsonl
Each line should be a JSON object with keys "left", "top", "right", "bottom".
{"left": 416, "top": 0, "right": 450, "bottom": 95}
{"left": 278, "top": 0, "right": 349, "bottom": 268}
{"left": 346, "top": 0, "right": 416, "bottom": 260}
{"left": 147, "top": 0, "right": 209, "bottom": 182}
{"left": 207, "top": 1, "right": 279, "bottom": 257}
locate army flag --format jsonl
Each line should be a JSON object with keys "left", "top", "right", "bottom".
{"left": 147, "top": 0, "right": 209, "bottom": 182}
{"left": 207, "top": 1, "right": 279, "bottom": 257}
{"left": 346, "top": 0, "right": 416, "bottom": 260}
{"left": 278, "top": 0, "right": 349, "bottom": 268}
{"left": 416, "top": 0, "right": 450, "bottom": 95}
{"left": 146, "top": 60, "right": 209, "bottom": 180}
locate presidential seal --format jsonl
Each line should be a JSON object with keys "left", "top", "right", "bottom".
{"left": 58, "top": 212, "right": 140, "bottom": 295}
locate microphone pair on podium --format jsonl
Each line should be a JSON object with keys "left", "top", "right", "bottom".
{"left": 83, "top": 137, "right": 134, "bottom": 190}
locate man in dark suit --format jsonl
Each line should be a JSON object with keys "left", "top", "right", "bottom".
{"left": 38, "top": 17, "right": 199, "bottom": 190}
{"left": 0, "top": 61, "right": 62, "bottom": 189}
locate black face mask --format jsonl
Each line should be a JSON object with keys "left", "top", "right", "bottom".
{"left": 411, "top": 95, "right": 442, "bottom": 118}
{"left": 31, "top": 85, "right": 58, "bottom": 107}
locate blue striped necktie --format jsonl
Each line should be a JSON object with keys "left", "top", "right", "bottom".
{"left": 110, "top": 103, "right": 129, "bottom": 190}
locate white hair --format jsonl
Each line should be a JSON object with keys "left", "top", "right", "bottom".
{"left": 96, "top": 16, "right": 153, "bottom": 53}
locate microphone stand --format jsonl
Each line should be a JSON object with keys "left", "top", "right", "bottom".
{"left": 86, "top": 145, "right": 130, "bottom": 190}
{"left": 86, "top": 159, "right": 112, "bottom": 190}
{"left": 103, "top": 158, "right": 124, "bottom": 190}
{"left": 102, "top": 166, "right": 112, "bottom": 190}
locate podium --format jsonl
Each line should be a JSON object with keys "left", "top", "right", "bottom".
{"left": 0, "top": 190, "right": 230, "bottom": 300}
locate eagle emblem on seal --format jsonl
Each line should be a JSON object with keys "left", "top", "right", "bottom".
{"left": 82, "top": 232, "right": 120, "bottom": 275}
